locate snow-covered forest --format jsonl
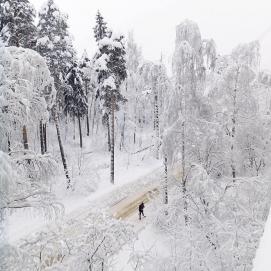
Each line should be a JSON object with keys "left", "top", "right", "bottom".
{"left": 1, "top": 0, "right": 271, "bottom": 270}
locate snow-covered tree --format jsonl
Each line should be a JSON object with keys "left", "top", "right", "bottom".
{"left": 0, "top": 46, "right": 55, "bottom": 151}
{"left": 79, "top": 50, "right": 97, "bottom": 137}
{"left": 64, "top": 63, "right": 88, "bottom": 148}
{"left": 95, "top": 32, "right": 127, "bottom": 184}
{"left": 0, "top": 0, "right": 37, "bottom": 48}
{"left": 37, "top": 0, "right": 75, "bottom": 110}
{"left": 93, "top": 10, "right": 108, "bottom": 42}
{"left": 208, "top": 41, "right": 260, "bottom": 181}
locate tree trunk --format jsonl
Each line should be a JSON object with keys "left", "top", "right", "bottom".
{"left": 22, "top": 125, "right": 29, "bottom": 150}
{"left": 53, "top": 108, "right": 71, "bottom": 189}
{"left": 120, "top": 112, "right": 125, "bottom": 150}
{"left": 92, "top": 103, "right": 97, "bottom": 135}
{"left": 7, "top": 135, "right": 11, "bottom": 155}
{"left": 78, "top": 115, "right": 83, "bottom": 148}
{"left": 73, "top": 117, "right": 76, "bottom": 140}
{"left": 40, "top": 120, "right": 45, "bottom": 155}
{"left": 85, "top": 81, "right": 90, "bottom": 137}
{"left": 231, "top": 68, "right": 239, "bottom": 183}
{"left": 106, "top": 114, "right": 111, "bottom": 152}
{"left": 164, "top": 155, "right": 168, "bottom": 205}
{"left": 89, "top": 94, "right": 95, "bottom": 133}
{"left": 43, "top": 123, "right": 47, "bottom": 153}
{"left": 110, "top": 94, "right": 115, "bottom": 184}
{"left": 86, "top": 114, "right": 90, "bottom": 137}
{"left": 154, "top": 92, "right": 160, "bottom": 159}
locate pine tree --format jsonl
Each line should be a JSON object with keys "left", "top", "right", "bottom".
{"left": 80, "top": 50, "right": 92, "bottom": 136}
{"left": 37, "top": 0, "right": 75, "bottom": 108}
{"left": 93, "top": 10, "right": 108, "bottom": 42}
{"left": 93, "top": 11, "right": 111, "bottom": 148}
{"left": 95, "top": 32, "right": 127, "bottom": 184}
{"left": 36, "top": 0, "right": 75, "bottom": 187}
{"left": 0, "top": 0, "right": 37, "bottom": 48}
{"left": 64, "top": 63, "right": 88, "bottom": 148}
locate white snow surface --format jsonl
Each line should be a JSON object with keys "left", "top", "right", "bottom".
{"left": 253, "top": 210, "right": 271, "bottom": 271}
{"left": 103, "top": 75, "right": 116, "bottom": 89}
{"left": 5, "top": 147, "right": 162, "bottom": 245}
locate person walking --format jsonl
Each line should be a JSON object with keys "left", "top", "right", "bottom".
{"left": 139, "top": 202, "right": 145, "bottom": 220}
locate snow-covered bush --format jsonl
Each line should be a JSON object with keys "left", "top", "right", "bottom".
{"left": 0, "top": 151, "right": 62, "bottom": 218}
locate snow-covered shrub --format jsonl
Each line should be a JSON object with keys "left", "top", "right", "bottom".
{"left": 0, "top": 151, "right": 62, "bottom": 218}
{"left": 5, "top": 210, "right": 135, "bottom": 271}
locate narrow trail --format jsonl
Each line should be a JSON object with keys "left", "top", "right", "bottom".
{"left": 109, "top": 184, "right": 159, "bottom": 220}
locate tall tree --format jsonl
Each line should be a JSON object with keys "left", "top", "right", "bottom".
{"left": 37, "top": 0, "right": 75, "bottom": 109}
{"left": 37, "top": 0, "right": 74, "bottom": 187}
{"left": 95, "top": 32, "right": 127, "bottom": 184}
{"left": 0, "top": 0, "right": 37, "bottom": 48}
{"left": 80, "top": 50, "right": 95, "bottom": 137}
{"left": 93, "top": 10, "right": 108, "bottom": 42}
{"left": 93, "top": 11, "right": 112, "bottom": 150}
{"left": 64, "top": 63, "right": 88, "bottom": 148}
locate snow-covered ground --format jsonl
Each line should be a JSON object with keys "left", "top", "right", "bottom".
{"left": 253, "top": 210, "right": 271, "bottom": 271}
{"left": 113, "top": 201, "right": 170, "bottom": 271}
{"left": 5, "top": 128, "right": 163, "bottom": 245}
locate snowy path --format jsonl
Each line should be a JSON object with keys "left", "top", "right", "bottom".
{"left": 109, "top": 183, "right": 159, "bottom": 220}
{"left": 8, "top": 164, "right": 164, "bottom": 244}
{"left": 6, "top": 160, "right": 163, "bottom": 245}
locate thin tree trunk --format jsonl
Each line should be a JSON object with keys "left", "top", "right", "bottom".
{"left": 7, "top": 135, "right": 11, "bottom": 155}
{"left": 89, "top": 94, "right": 95, "bottom": 130}
{"left": 53, "top": 108, "right": 71, "bottom": 189}
{"left": 43, "top": 123, "right": 47, "bottom": 153}
{"left": 92, "top": 103, "right": 97, "bottom": 135}
{"left": 110, "top": 94, "right": 115, "bottom": 184}
{"left": 164, "top": 155, "right": 168, "bottom": 205}
{"left": 73, "top": 117, "right": 76, "bottom": 140}
{"left": 78, "top": 115, "right": 83, "bottom": 148}
{"left": 181, "top": 119, "right": 189, "bottom": 225}
{"left": 181, "top": 120, "right": 185, "bottom": 184}
{"left": 231, "top": 68, "right": 239, "bottom": 183}
{"left": 120, "top": 112, "right": 125, "bottom": 150}
{"left": 86, "top": 115, "right": 90, "bottom": 137}
{"left": 85, "top": 81, "right": 90, "bottom": 137}
{"left": 96, "top": 115, "right": 99, "bottom": 135}
{"left": 40, "top": 120, "right": 44, "bottom": 154}
{"left": 106, "top": 114, "right": 111, "bottom": 152}
{"left": 22, "top": 125, "right": 29, "bottom": 150}
{"left": 154, "top": 92, "right": 160, "bottom": 159}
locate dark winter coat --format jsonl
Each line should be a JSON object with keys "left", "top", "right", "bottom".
{"left": 139, "top": 203, "right": 144, "bottom": 212}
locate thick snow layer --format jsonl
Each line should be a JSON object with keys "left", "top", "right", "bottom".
{"left": 5, "top": 133, "right": 162, "bottom": 245}
{"left": 95, "top": 53, "right": 108, "bottom": 71}
{"left": 253, "top": 211, "right": 271, "bottom": 271}
{"left": 99, "top": 36, "right": 122, "bottom": 49}
{"left": 175, "top": 19, "right": 202, "bottom": 51}
{"left": 103, "top": 76, "right": 116, "bottom": 89}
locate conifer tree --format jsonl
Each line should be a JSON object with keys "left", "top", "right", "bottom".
{"left": 93, "top": 10, "right": 108, "bottom": 42}
{"left": 37, "top": 0, "right": 75, "bottom": 187}
{"left": 37, "top": 0, "right": 75, "bottom": 108}
{"left": 0, "top": 0, "right": 37, "bottom": 48}
{"left": 64, "top": 63, "right": 88, "bottom": 148}
{"left": 80, "top": 50, "right": 92, "bottom": 136}
{"left": 93, "top": 11, "right": 112, "bottom": 149}
{"left": 95, "top": 33, "right": 127, "bottom": 184}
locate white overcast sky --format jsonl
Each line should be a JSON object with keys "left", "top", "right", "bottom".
{"left": 31, "top": 0, "right": 271, "bottom": 70}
